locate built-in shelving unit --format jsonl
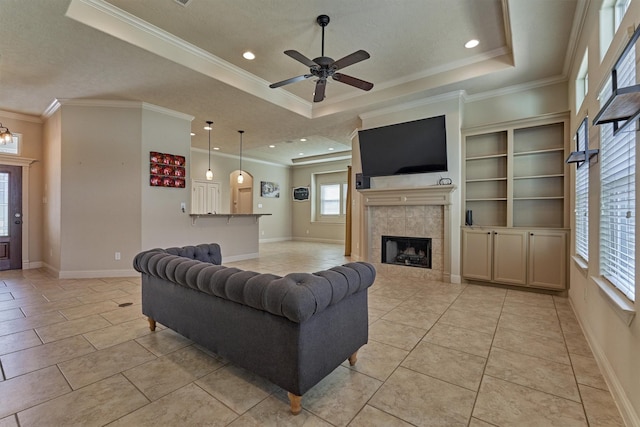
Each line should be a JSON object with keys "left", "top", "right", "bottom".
{"left": 463, "top": 115, "right": 568, "bottom": 229}
{"left": 464, "top": 131, "right": 508, "bottom": 227}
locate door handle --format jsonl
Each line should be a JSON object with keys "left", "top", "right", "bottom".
{"left": 14, "top": 220, "right": 21, "bottom": 225}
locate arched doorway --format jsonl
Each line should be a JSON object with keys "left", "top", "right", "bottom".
{"left": 230, "top": 170, "right": 253, "bottom": 214}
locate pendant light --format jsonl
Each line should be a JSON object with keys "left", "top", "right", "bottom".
{"left": 205, "top": 120, "right": 213, "bottom": 180}
{"left": 237, "top": 130, "right": 244, "bottom": 184}
{"left": 0, "top": 123, "right": 13, "bottom": 144}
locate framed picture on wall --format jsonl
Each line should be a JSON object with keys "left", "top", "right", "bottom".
{"left": 261, "top": 181, "right": 280, "bottom": 198}
{"left": 150, "top": 151, "right": 186, "bottom": 188}
{"left": 293, "top": 186, "right": 310, "bottom": 201}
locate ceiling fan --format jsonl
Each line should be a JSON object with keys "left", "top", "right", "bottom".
{"left": 269, "top": 14, "right": 374, "bottom": 102}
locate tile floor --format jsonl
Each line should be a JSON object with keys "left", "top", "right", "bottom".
{"left": 0, "top": 241, "right": 627, "bottom": 426}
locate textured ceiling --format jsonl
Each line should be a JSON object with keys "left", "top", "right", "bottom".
{"left": 0, "top": 0, "right": 582, "bottom": 165}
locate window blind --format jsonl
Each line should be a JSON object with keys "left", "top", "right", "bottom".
{"left": 599, "top": 49, "right": 636, "bottom": 301}
{"left": 575, "top": 118, "right": 589, "bottom": 261}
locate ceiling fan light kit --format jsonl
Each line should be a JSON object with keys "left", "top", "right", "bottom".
{"left": 269, "top": 14, "right": 373, "bottom": 102}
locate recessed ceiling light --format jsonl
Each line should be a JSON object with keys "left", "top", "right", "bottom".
{"left": 269, "top": 145, "right": 276, "bottom": 148}
{"left": 190, "top": 132, "right": 195, "bottom": 136}
{"left": 328, "top": 147, "right": 334, "bottom": 151}
{"left": 300, "top": 138, "right": 307, "bottom": 142}
{"left": 243, "top": 51, "right": 255, "bottom": 60}
{"left": 299, "top": 152, "right": 304, "bottom": 156}
{"left": 213, "top": 147, "right": 220, "bottom": 150}
{"left": 465, "top": 39, "right": 479, "bottom": 48}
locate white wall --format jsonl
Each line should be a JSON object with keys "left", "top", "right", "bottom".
{"left": 59, "top": 103, "right": 142, "bottom": 276}
{"left": 565, "top": 1, "right": 640, "bottom": 425}
{"left": 291, "top": 159, "right": 351, "bottom": 243}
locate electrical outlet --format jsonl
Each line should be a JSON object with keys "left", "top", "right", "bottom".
{"left": 115, "top": 252, "right": 121, "bottom": 260}
{"left": 306, "top": 229, "right": 309, "bottom": 234}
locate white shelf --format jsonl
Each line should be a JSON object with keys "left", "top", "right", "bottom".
{"left": 466, "top": 177, "right": 508, "bottom": 183}
{"left": 513, "top": 174, "right": 564, "bottom": 180}
{"left": 514, "top": 147, "right": 564, "bottom": 156}
{"left": 466, "top": 153, "right": 508, "bottom": 161}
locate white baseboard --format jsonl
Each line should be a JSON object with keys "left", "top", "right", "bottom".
{"left": 57, "top": 269, "right": 138, "bottom": 279}
{"left": 259, "top": 237, "right": 292, "bottom": 243}
{"left": 450, "top": 274, "right": 462, "bottom": 284}
{"left": 570, "top": 300, "right": 640, "bottom": 427}
{"left": 292, "top": 237, "right": 345, "bottom": 244}
{"left": 23, "top": 260, "right": 44, "bottom": 269}
{"left": 223, "top": 253, "right": 259, "bottom": 263}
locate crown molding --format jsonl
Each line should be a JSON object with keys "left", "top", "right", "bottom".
{"left": 142, "top": 103, "right": 194, "bottom": 121}
{"left": 190, "top": 146, "right": 288, "bottom": 168}
{"left": 66, "top": 0, "right": 312, "bottom": 118}
{"left": 464, "top": 75, "right": 568, "bottom": 103}
{"left": 42, "top": 98, "right": 193, "bottom": 121}
{"left": 0, "top": 110, "right": 43, "bottom": 124}
{"left": 359, "top": 91, "right": 465, "bottom": 121}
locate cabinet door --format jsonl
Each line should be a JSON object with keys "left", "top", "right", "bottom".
{"left": 528, "top": 230, "right": 567, "bottom": 289}
{"left": 461, "top": 229, "right": 493, "bottom": 281}
{"left": 192, "top": 181, "right": 207, "bottom": 214}
{"left": 493, "top": 230, "right": 527, "bottom": 285}
{"left": 206, "top": 182, "right": 220, "bottom": 214}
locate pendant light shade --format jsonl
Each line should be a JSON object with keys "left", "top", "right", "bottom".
{"left": 237, "top": 130, "right": 244, "bottom": 184}
{"left": 205, "top": 120, "right": 213, "bottom": 180}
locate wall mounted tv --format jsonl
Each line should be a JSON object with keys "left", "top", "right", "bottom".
{"left": 358, "top": 115, "right": 447, "bottom": 177}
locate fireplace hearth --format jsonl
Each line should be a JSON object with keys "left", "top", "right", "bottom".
{"left": 382, "top": 235, "right": 432, "bottom": 268}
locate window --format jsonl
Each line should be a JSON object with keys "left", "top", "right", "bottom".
{"left": 320, "top": 184, "right": 341, "bottom": 215}
{"left": 575, "top": 118, "right": 589, "bottom": 261}
{"left": 576, "top": 50, "right": 588, "bottom": 110}
{"left": 600, "top": 0, "right": 631, "bottom": 60}
{"left": 0, "top": 134, "right": 20, "bottom": 155}
{"left": 614, "top": 0, "right": 631, "bottom": 30}
{"left": 314, "top": 170, "right": 348, "bottom": 222}
{"left": 599, "top": 48, "right": 636, "bottom": 301}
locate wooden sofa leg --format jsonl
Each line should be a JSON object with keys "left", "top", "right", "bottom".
{"left": 147, "top": 317, "right": 156, "bottom": 331}
{"left": 348, "top": 350, "right": 358, "bottom": 366}
{"left": 287, "top": 392, "right": 302, "bottom": 415}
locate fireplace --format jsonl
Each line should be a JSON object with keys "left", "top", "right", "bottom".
{"left": 360, "top": 185, "right": 455, "bottom": 282}
{"left": 382, "top": 236, "right": 432, "bottom": 268}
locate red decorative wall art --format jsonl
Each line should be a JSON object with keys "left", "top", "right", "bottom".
{"left": 150, "top": 151, "right": 186, "bottom": 188}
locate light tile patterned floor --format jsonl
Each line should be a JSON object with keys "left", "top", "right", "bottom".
{"left": 0, "top": 241, "right": 626, "bottom": 426}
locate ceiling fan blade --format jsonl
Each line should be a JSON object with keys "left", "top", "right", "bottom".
{"left": 313, "top": 79, "right": 327, "bottom": 102}
{"left": 269, "top": 74, "right": 312, "bottom": 89}
{"left": 331, "top": 50, "right": 370, "bottom": 70}
{"left": 284, "top": 50, "right": 318, "bottom": 68}
{"left": 332, "top": 73, "right": 374, "bottom": 91}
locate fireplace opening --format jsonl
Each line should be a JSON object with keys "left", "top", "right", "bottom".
{"left": 382, "top": 236, "right": 432, "bottom": 268}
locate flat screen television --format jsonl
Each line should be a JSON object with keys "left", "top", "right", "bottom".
{"left": 358, "top": 115, "right": 447, "bottom": 177}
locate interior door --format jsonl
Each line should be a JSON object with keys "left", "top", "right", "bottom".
{"left": 238, "top": 187, "right": 252, "bottom": 214}
{"left": 0, "top": 165, "right": 22, "bottom": 270}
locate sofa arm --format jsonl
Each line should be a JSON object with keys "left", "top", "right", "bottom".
{"left": 133, "top": 243, "right": 222, "bottom": 272}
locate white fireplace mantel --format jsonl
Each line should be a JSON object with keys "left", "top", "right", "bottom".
{"left": 359, "top": 185, "right": 456, "bottom": 207}
{"left": 359, "top": 184, "right": 457, "bottom": 282}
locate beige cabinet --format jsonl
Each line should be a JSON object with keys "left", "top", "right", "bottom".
{"left": 191, "top": 180, "right": 221, "bottom": 214}
{"left": 527, "top": 230, "right": 567, "bottom": 290}
{"left": 461, "top": 228, "right": 493, "bottom": 281}
{"left": 461, "top": 227, "right": 567, "bottom": 290}
{"left": 493, "top": 230, "right": 527, "bottom": 285}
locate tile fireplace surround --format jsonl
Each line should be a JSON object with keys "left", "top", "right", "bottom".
{"left": 360, "top": 185, "right": 456, "bottom": 282}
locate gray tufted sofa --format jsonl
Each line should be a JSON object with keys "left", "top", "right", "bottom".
{"left": 133, "top": 243, "right": 376, "bottom": 414}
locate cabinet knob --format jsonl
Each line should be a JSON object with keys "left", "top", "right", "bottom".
{"left": 530, "top": 233, "right": 534, "bottom": 236}
{"left": 487, "top": 232, "right": 491, "bottom": 235}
